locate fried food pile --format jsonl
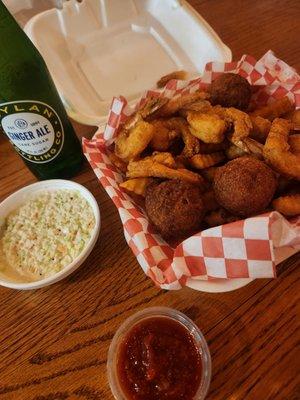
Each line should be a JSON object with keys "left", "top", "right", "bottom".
{"left": 110, "top": 72, "right": 300, "bottom": 240}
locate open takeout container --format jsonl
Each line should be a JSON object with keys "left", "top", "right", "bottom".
{"left": 24, "top": 0, "right": 231, "bottom": 126}
{"left": 83, "top": 51, "right": 300, "bottom": 292}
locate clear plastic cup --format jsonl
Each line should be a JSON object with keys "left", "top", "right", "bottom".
{"left": 107, "top": 306, "right": 212, "bottom": 400}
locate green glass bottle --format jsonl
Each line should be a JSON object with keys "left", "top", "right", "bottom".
{"left": 0, "top": 1, "right": 84, "bottom": 180}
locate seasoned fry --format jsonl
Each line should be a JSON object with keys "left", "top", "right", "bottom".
{"left": 108, "top": 152, "right": 128, "bottom": 173}
{"left": 153, "top": 91, "right": 209, "bottom": 118}
{"left": 251, "top": 96, "right": 294, "bottom": 121}
{"left": 190, "top": 152, "right": 225, "bottom": 169}
{"left": 120, "top": 178, "right": 153, "bottom": 197}
{"left": 226, "top": 144, "right": 246, "bottom": 160}
{"left": 272, "top": 194, "right": 300, "bottom": 216}
{"left": 115, "top": 121, "right": 154, "bottom": 162}
{"left": 250, "top": 115, "right": 271, "bottom": 143}
{"left": 289, "top": 134, "right": 300, "bottom": 154}
{"left": 201, "top": 190, "right": 220, "bottom": 212}
{"left": 263, "top": 118, "right": 300, "bottom": 180}
{"left": 127, "top": 158, "right": 204, "bottom": 185}
{"left": 150, "top": 152, "right": 176, "bottom": 168}
{"left": 157, "top": 70, "right": 187, "bottom": 88}
{"left": 204, "top": 208, "right": 238, "bottom": 227}
{"left": 187, "top": 112, "right": 227, "bottom": 143}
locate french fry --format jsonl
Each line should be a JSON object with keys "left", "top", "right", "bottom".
{"left": 272, "top": 194, "right": 300, "bottom": 216}
{"left": 150, "top": 152, "right": 176, "bottom": 168}
{"left": 127, "top": 158, "right": 204, "bottom": 185}
{"left": 120, "top": 178, "right": 153, "bottom": 197}
{"left": 157, "top": 70, "right": 187, "bottom": 88}
{"left": 251, "top": 96, "right": 294, "bottom": 121}
{"left": 190, "top": 152, "right": 225, "bottom": 169}
{"left": 187, "top": 112, "right": 227, "bottom": 143}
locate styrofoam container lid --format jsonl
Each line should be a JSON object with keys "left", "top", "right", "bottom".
{"left": 25, "top": 0, "right": 232, "bottom": 126}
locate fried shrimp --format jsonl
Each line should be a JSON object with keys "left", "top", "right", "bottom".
{"left": 250, "top": 115, "right": 271, "bottom": 143}
{"left": 151, "top": 117, "right": 200, "bottom": 156}
{"left": 115, "top": 120, "right": 154, "bottom": 162}
{"left": 178, "top": 120, "right": 201, "bottom": 157}
{"left": 272, "top": 194, "right": 300, "bottom": 216}
{"left": 150, "top": 119, "right": 180, "bottom": 151}
{"left": 251, "top": 96, "right": 294, "bottom": 121}
{"left": 187, "top": 112, "right": 227, "bottom": 143}
{"left": 153, "top": 91, "right": 209, "bottom": 118}
{"left": 120, "top": 178, "right": 153, "bottom": 197}
{"left": 124, "top": 97, "right": 169, "bottom": 130}
{"left": 190, "top": 152, "right": 225, "bottom": 169}
{"left": 224, "top": 107, "right": 253, "bottom": 149}
{"left": 263, "top": 118, "right": 300, "bottom": 180}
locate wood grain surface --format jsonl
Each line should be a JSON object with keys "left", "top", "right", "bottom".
{"left": 0, "top": 1, "right": 300, "bottom": 399}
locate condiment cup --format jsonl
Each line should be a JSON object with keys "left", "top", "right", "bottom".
{"left": 107, "top": 306, "right": 212, "bottom": 400}
{"left": 0, "top": 179, "right": 100, "bottom": 290}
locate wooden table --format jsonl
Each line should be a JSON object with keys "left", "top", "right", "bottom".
{"left": 0, "top": 1, "right": 299, "bottom": 399}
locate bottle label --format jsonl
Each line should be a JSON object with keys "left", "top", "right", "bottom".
{"left": 0, "top": 100, "right": 64, "bottom": 163}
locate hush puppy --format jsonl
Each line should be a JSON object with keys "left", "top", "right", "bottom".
{"left": 213, "top": 157, "right": 277, "bottom": 217}
{"left": 145, "top": 180, "right": 205, "bottom": 239}
{"left": 210, "top": 73, "right": 252, "bottom": 110}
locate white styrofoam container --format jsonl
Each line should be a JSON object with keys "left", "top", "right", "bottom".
{"left": 24, "top": 0, "right": 232, "bottom": 126}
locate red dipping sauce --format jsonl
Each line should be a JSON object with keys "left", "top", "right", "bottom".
{"left": 116, "top": 317, "right": 202, "bottom": 400}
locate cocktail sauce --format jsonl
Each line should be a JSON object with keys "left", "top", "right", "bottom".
{"left": 117, "top": 317, "right": 202, "bottom": 400}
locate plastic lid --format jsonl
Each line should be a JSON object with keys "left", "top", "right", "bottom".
{"left": 24, "top": 0, "right": 231, "bottom": 126}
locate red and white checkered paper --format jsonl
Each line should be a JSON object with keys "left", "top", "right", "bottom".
{"left": 83, "top": 51, "right": 300, "bottom": 290}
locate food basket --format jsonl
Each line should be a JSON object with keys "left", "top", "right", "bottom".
{"left": 83, "top": 51, "right": 300, "bottom": 292}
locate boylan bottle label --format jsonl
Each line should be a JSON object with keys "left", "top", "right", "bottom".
{"left": 0, "top": 100, "right": 64, "bottom": 163}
